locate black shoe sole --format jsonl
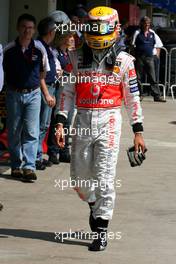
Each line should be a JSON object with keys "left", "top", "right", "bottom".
{"left": 21, "top": 177, "right": 37, "bottom": 182}
{"left": 21, "top": 174, "right": 37, "bottom": 182}
{"left": 88, "top": 242, "right": 107, "bottom": 251}
{"left": 11, "top": 174, "right": 23, "bottom": 179}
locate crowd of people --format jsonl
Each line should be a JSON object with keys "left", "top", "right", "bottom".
{"left": 0, "top": 4, "right": 166, "bottom": 251}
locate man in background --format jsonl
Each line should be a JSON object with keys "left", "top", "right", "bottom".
{"left": 132, "top": 16, "right": 166, "bottom": 102}
{"left": 3, "top": 14, "right": 49, "bottom": 182}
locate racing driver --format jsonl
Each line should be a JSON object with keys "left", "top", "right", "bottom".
{"left": 54, "top": 6, "right": 146, "bottom": 251}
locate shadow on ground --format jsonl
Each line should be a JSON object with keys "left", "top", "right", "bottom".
{"left": 0, "top": 173, "right": 23, "bottom": 182}
{"left": 0, "top": 228, "right": 92, "bottom": 247}
{"left": 169, "top": 121, "right": 176, "bottom": 125}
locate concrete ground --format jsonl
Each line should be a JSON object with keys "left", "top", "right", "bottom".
{"left": 0, "top": 97, "right": 176, "bottom": 264}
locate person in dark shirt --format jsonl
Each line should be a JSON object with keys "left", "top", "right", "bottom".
{"left": 132, "top": 16, "right": 166, "bottom": 102}
{"left": 3, "top": 14, "right": 50, "bottom": 182}
{"left": 36, "top": 17, "right": 61, "bottom": 170}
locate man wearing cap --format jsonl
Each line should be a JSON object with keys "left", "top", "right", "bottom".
{"left": 47, "top": 11, "right": 75, "bottom": 164}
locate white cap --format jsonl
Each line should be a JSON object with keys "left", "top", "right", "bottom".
{"left": 49, "top": 10, "right": 70, "bottom": 24}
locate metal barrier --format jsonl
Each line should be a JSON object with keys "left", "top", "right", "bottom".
{"left": 168, "top": 47, "right": 176, "bottom": 100}
{"left": 141, "top": 47, "right": 168, "bottom": 100}
{"left": 141, "top": 83, "right": 166, "bottom": 100}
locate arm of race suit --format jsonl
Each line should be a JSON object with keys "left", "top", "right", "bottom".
{"left": 122, "top": 60, "right": 144, "bottom": 133}
{"left": 0, "top": 44, "right": 4, "bottom": 92}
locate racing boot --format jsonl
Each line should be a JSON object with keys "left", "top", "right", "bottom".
{"left": 88, "top": 202, "right": 97, "bottom": 232}
{"left": 88, "top": 217, "right": 109, "bottom": 251}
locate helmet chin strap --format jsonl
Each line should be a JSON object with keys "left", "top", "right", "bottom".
{"left": 91, "top": 40, "right": 122, "bottom": 67}
{"left": 92, "top": 48, "right": 109, "bottom": 65}
{"left": 105, "top": 41, "right": 123, "bottom": 67}
{"left": 81, "top": 38, "right": 122, "bottom": 68}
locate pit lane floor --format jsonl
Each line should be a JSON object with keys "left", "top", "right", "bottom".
{"left": 0, "top": 97, "right": 176, "bottom": 264}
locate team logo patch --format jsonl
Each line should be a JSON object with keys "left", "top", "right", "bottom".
{"left": 130, "top": 86, "right": 139, "bottom": 93}
{"left": 129, "top": 69, "right": 136, "bottom": 78}
{"left": 129, "top": 78, "right": 138, "bottom": 85}
{"left": 90, "top": 84, "right": 100, "bottom": 97}
{"left": 113, "top": 66, "right": 120, "bottom": 74}
{"left": 96, "top": 8, "right": 104, "bottom": 16}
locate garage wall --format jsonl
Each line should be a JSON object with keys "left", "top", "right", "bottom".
{"left": 57, "top": 0, "right": 111, "bottom": 14}
{"left": 8, "top": 0, "right": 57, "bottom": 41}
{"left": 0, "top": 0, "right": 10, "bottom": 45}
{"left": 86, "top": 0, "right": 111, "bottom": 10}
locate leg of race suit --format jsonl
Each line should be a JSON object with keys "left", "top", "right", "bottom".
{"left": 70, "top": 110, "right": 96, "bottom": 203}
{"left": 92, "top": 109, "right": 121, "bottom": 220}
{"left": 70, "top": 109, "right": 122, "bottom": 220}
{"left": 70, "top": 136, "right": 96, "bottom": 202}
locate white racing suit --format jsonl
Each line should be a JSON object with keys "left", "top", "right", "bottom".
{"left": 55, "top": 46, "right": 143, "bottom": 220}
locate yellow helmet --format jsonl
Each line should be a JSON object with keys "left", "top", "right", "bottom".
{"left": 84, "top": 6, "right": 120, "bottom": 49}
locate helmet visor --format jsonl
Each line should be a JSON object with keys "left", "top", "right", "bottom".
{"left": 85, "top": 20, "right": 116, "bottom": 35}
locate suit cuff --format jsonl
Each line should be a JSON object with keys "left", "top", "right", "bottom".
{"left": 132, "top": 123, "right": 144, "bottom": 133}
